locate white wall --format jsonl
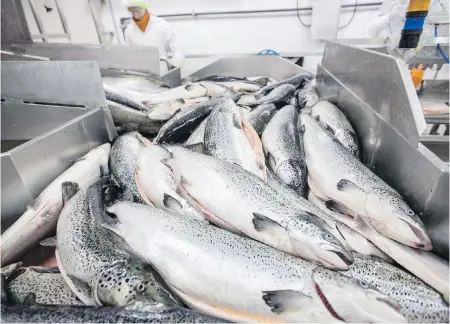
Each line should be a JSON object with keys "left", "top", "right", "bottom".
{"left": 19, "top": 0, "right": 381, "bottom": 75}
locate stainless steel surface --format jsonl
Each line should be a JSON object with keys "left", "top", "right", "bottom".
{"left": 322, "top": 41, "right": 427, "bottom": 147}
{"left": 420, "top": 136, "right": 450, "bottom": 162}
{"left": 1, "top": 60, "right": 117, "bottom": 228}
{"left": 188, "top": 55, "right": 308, "bottom": 81}
{"left": 317, "top": 61, "right": 449, "bottom": 259}
{"left": 1, "top": 51, "right": 49, "bottom": 61}
{"left": 105, "top": 0, "right": 122, "bottom": 44}
{"left": 1, "top": 61, "right": 106, "bottom": 109}
{"left": 1, "top": 0, "right": 32, "bottom": 45}
{"left": 8, "top": 43, "right": 161, "bottom": 75}
{"left": 161, "top": 67, "right": 181, "bottom": 87}
{"left": 1, "top": 107, "right": 115, "bottom": 227}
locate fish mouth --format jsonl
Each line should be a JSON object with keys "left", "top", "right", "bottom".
{"left": 376, "top": 296, "right": 401, "bottom": 313}
{"left": 315, "top": 283, "right": 343, "bottom": 321}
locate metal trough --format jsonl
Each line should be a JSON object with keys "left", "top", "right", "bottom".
{"left": 1, "top": 61, "right": 117, "bottom": 231}
{"left": 187, "top": 45, "right": 449, "bottom": 259}
{"left": 6, "top": 43, "right": 181, "bottom": 87}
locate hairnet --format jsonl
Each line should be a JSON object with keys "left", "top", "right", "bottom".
{"left": 122, "top": 0, "right": 148, "bottom": 9}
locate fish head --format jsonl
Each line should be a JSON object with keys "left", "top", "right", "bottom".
{"left": 366, "top": 189, "right": 432, "bottom": 250}
{"left": 334, "top": 129, "right": 360, "bottom": 158}
{"left": 276, "top": 160, "right": 307, "bottom": 190}
{"left": 95, "top": 260, "right": 180, "bottom": 308}
{"left": 287, "top": 214, "right": 353, "bottom": 270}
{"left": 312, "top": 267, "right": 406, "bottom": 323}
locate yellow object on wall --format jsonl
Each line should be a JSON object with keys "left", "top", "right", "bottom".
{"left": 407, "top": 0, "right": 431, "bottom": 12}
{"left": 410, "top": 64, "right": 425, "bottom": 88}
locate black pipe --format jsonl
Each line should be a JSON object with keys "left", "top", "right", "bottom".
{"left": 157, "top": 2, "right": 382, "bottom": 19}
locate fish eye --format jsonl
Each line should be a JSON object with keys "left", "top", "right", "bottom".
{"left": 406, "top": 209, "right": 414, "bottom": 216}
{"left": 324, "top": 233, "right": 334, "bottom": 241}
{"left": 359, "top": 280, "right": 369, "bottom": 288}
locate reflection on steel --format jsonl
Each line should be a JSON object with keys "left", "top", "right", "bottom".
{"left": 1, "top": 61, "right": 106, "bottom": 109}
{"left": 1, "top": 106, "right": 116, "bottom": 229}
{"left": 1, "top": 60, "right": 117, "bottom": 230}
{"left": 321, "top": 41, "right": 426, "bottom": 146}
{"left": 9, "top": 43, "right": 161, "bottom": 76}
{"left": 188, "top": 55, "right": 308, "bottom": 81}
{"left": 161, "top": 67, "right": 181, "bottom": 87}
{"left": 316, "top": 61, "right": 449, "bottom": 260}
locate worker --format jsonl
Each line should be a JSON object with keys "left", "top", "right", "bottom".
{"left": 123, "top": 0, "right": 185, "bottom": 73}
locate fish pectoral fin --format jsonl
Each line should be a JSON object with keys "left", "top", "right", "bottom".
{"left": 262, "top": 290, "right": 310, "bottom": 314}
{"left": 325, "top": 123, "right": 335, "bottom": 135}
{"left": 183, "top": 143, "right": 205, "bottom": 153}
{"left": 39, "top": 236, "right": 57, "bottom": 247}
{"left": 163, "top": 194, "right": 184, "bottom": 213}
{"left": 233, "top": 113, "right": 242, "bottom": 129}
{"left": 101, "top": 222, "right": 123, "bottom": 238}
{"left": 252, "top": 213, "right": 284, "bottom": 234}
{"left": 22, "top": 293, "right": 38, "bottom": 307}
{"left": 336, "top": 179, "right": 365, "bottom": 194}
{"left": 61, "top": 181, "right": 80, "bottom": 205}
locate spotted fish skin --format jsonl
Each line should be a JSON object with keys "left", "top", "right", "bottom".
{"left": 249, "top": 84, "right": 296, "bottom": 106}
{"left": 107, "top": 101, "right": 162, "bottom": 136}
{"left": 56, "top": 178, "right": 181, "bottom": 307}
{"left": 109, "top": 132, "right": 151, "bottom": 204}
{"left": 204, "top": 98, "right": 264, "bottom": 180}
{"left": 256, "top": 72, "right": 313, "bottom": 96}
{"left": 300, "top": 113, "right": 432, "bottom": 250}
{"left": 262, "top": 105, "right": 308, "bottom": 196}
{"left": 5, "top": 267, "right": 81, "bottom": 306}
{"left": 345, "top": 253, "right": 449, "bottom": 323}
{"left": 164, "top": 146, "right": 353, "bottom": 270}
{"left": 1, "top": 305, "right": 226, "bottom": 323}
{"left": 104, "top": 201, "right": 405, "bottom": 323}
{"left": 311, "top": 100, "right": 360, "bottom": 158}
{"left": 246, "top": 103, "right": 276, "bottom": 136}
{"left": 154, "top": 98, "right": 220, "bottom": 144}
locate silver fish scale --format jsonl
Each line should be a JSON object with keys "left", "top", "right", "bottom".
{"left": 1, "top": 305, "right": 225, "bottom": 323}
{"left": 188, "top": 151, "right": 325, "bottom": 238}
{"left": 247, "top": 103, "right": 276, "bottom": 136}
{"left": 57, "top": 184, "right": 131, "bottom": 290}
{"left": 57, "top": 180, "right": 179, "bottom": 307}
{"left": 304, "top": 116, "right": 392, "bottom": 193}
{"left": 185, "top": 118, "right": 207, "bottom": 146}
{"left": 110, "top": 132, "right": 148, "bottom": 203}
{"left": 120, "top": 202, "right": 316, "bottom": 292}
{"left": 344, "top": 253, "right": 449, "bottom": 323}
{"left": 6, "top": 267, "right": 81, "bottom": 305}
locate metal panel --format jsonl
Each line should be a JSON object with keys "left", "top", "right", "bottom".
{"left": 317, "top": 64, "right": 449, "bottom": 259}
{"left": 322, "top": 41, "right": 426, "bottom": 146}
{"left": 8, "top": 43, "right": 161, "bottom": 76}
{"left": 1, "top": 108, "right": 116, "bottom": 226}
{"left": 1, "top": 155, "right": 33, "bottom": 230}
{"left": 1, "top": 61, "right": 106, "bottom": 109}
{"left": 1, "top": 0, "right": 32, "bottom": 45}
{"left": 161, "top": 67, "right": 181, "bottom": 87}
{"left": 188, "top": 56, "right": 308, "bottom": 81}
{"left": 1, "top": 102, "right": 85, "bottom": 140}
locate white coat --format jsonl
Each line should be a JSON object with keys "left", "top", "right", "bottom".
{"left": 124, "top": 14, "right": 184, "bottom": 73}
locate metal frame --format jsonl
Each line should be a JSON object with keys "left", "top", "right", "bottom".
{"left": 1, "top": 61, "right": 117, "bottom": 228}
{"left": 316, "top": 42, "right": 449, "bottom": 259}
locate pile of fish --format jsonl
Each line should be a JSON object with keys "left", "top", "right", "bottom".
{"left": 1, "top": 71, "right": 449, "bottom": 323}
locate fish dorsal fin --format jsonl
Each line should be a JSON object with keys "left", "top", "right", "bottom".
{"left": 262, "top": 290, "right": 310, "bottom": 314}
{"left": 61, "top": 182, "right": 80, "bottom": 205}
